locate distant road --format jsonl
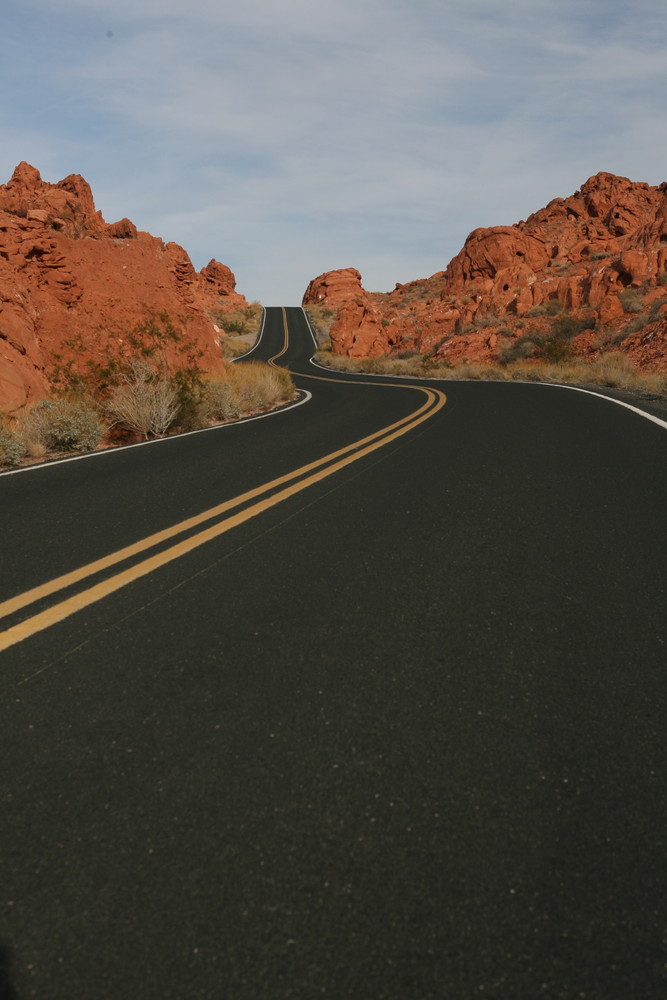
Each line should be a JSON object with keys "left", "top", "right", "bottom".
{"left": 1, "top": 306, "right": 666, "bottom": 998}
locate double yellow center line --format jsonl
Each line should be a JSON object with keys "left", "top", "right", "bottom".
{"left": 0, "top": 312, "right": 445, "bottom": 652}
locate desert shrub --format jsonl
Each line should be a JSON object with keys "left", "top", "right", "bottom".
{"left": 0, "top": 423, "right": 27, "bottom": 466}
{"left": 474, "top": 313, "right": 504, "bottom": 328}
{"left": 48, "top": 311, "right": 204, "bottom": 404}
{"left": 623, "top": 312, "right": 650, "bottom": 334}
{"left": 202, "top": 379, "right": 240, "bottom": 421}
{"left": 228, "top": 363, "right": 294, "bottom": 413}
{"left": 498, "top": 336, "right": 540, "bottom": 363}
{"left": 618, "top": 289, "right": 644, "bottom": 314}
{"left": 211, "top": 302, "right": 263, "bottom": 338}
{"left": 551, "top": 313, "right": 594, "bottom": 339}
{"left": 544, "top": 299, "right": 563, "bottom": 316}
{"left": 105, "top": 361, "right": 179, "bottom": 438}
{"left": 648, "top": 297, "right": 667, "bottom": 321}
{"left": 527, "top": 305, "right": 547, "bottom": 317}
{"left": 304, "top": 304, "right": 338, "bottom": 344}
{"left": 539, "top": 337, "right": 575, "bottom": 362}
{"left": 27, "top": 398, "right": 103, "bottom": 452}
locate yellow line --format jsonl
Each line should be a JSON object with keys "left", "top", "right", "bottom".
{"left": 0, "top": 387, "right": 445, "bottom": 652}
{"left": 0, "top": 392, "right": 436, "bottom": 624}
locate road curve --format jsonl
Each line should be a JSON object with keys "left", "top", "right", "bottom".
{"left": 1, "top": 306, "right": 666, "bottom": 999}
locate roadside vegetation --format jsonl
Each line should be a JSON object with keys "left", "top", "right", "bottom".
{"left": 213, "top": 301, "right": 264, "bottom": 358}
{"left": 314, "top": 344, "right": 667, "bottom": 395}
{"left": 303, "top": 303, "right": 338, "bottom": 347}
{"left": 311, "top": 298, "right": 667, "bottom": 397}
{"left": 1, "top": 309, "right": 294, "bottom": 470}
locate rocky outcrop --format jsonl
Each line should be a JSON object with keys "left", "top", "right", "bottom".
{"left": 0, "top": 163, "right": 248, "bottom": 411}
{"left": 303, "top": 267, "right": 366, "bottom": 306}
{"left": 304, "top": 172, "right": 667, "bottom": 370}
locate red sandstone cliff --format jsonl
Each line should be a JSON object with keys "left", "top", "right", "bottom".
{"left": 0, "top": 162, "right": 248, "bottom": 411}
{"left": 303, "top": 173, "right": 667, "bottom": 370}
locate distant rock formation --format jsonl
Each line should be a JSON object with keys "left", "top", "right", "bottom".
{"left": 0, "top": 162, "right": 248, "bottom": 411}
{"left": 303, "top": 172, "right": 667, "bottom": 370}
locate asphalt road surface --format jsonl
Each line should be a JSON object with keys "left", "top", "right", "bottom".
{"left": 1, "top": 306, "right": 666, "bottom": 999}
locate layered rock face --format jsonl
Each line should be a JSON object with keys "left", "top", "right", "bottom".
{"left": 0, "top": 163, "right": 247, "bottom": 411}
{"left": 303, "top": 172, "right": 667, "bottom": 370}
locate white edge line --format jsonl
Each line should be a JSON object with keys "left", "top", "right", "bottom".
{"left": 300, "top": 306, "right": 320, "bottom": 352}
{"left": 230, "top": 307, "right": 267, "bottom": 362}
{"left": 0, "top": 389, "right": 313, "bottom": 479}
{"left": 306, "top": 341, "right": 667, "bottom": 432}
{"left": 535, "top": 381, "right": 667, "bottom": 430}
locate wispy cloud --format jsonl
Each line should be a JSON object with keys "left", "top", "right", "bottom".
{"left": 2, "top": 0, "right": 666, "bottom": 302}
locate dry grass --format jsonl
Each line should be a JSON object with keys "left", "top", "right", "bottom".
{"left": 303, "top": 304, "right": 337, "bottom": 349}
{"left": 216, "top": 302, "right": 264, "bottom": 358}
{"left": 201, "top": 362, "right": 295, "bottom": 423}
{"left": 314, "top": 350, "right": 667, "bottom": 395}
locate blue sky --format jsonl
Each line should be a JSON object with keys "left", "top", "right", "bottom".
{"left": 2, "top": 0, "right": 666, "bottom": 304}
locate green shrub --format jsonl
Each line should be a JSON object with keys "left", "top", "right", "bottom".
{"left": 28, "top": 398, "right": 103, "bottom": 452}
{"left": 544, "top": 299, "right": 563, "bottom": 316}
{"left": 551, "top": 313, "right": 594, "bottom": 339}
{"left": 0, "top": 423, "right": 27, "bottom": 466}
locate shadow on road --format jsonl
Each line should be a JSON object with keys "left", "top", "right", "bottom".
{"left": 0, "top": 943, "right": 21, "bottom": 1000}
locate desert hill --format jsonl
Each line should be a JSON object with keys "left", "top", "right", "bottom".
{"left": 303, "top": 172, "right": 667, "bottom": 371}
{"left": 0, "top": 162, "right": 248, "bottom": 411}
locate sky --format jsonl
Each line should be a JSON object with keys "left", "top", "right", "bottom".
{"left": 2, "top": 0, "right": 667, "bottom": 305}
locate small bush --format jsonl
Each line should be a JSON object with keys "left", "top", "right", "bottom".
{"left": 27, "top": 398, "right": 103, "bottom": 452}
{"left": 551, "top": 314, "right": 594, "bottom": 339}
{"left": 544, "top": 299, "right": 563, "bottom": 316}
{"left": 623, "top": 312, "right": 650, "bottom": 334}
{"left": 474, "top": 313, "right": 504, "bottom": 328}
{"left": 105, "top": 361, "right": 179, "bottom": 438}
{"left": 228, "top": 363, "right": 295, "bottom": 414}
{"left": 648, "top": 297, "right": 667, "bottom": 321}
{"left": 618, "top": 289, "right": 644, "bottom": 314}
{"left": 0, "top": 423, "right": 27, "bottom": 466}
{"left": 202, "top": 379, "right": 240, "bottom": 421}
{"left": 303, "top": 304, "right": 338, "bottom": 344}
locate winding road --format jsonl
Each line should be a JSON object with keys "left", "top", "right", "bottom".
{"left": 1, "top": 306, "right": 666, "bottom": 998}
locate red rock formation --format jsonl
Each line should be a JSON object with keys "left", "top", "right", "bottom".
{"left": 304, "top": 172, "right": 667, "bottom": 371}
{"left": 0, "top": 163, "right": 248, "bottom": 411}
{"left": 302, "top": 267, "right": 366, "bottom": 306}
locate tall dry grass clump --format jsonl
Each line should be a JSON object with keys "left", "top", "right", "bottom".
{"left": 199, "top": 361, "right": 294, "bottom": 424}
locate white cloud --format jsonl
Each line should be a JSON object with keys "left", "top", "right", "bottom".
{"left": 2, "top": 0, "right": 666, "bottom": 302}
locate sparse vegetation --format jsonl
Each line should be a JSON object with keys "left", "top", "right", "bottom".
{"left": 618, "top": 289, "right": 645, "bottom": 314}
{"left": 303, "top": 303, "right": 337, "bottom": 349}
{"left": 20, "top": 398, "right": 104, "bottom": 452}
{"left": 214, "top": 302, "right": 264, "bottom": 358}
{"left": 314, "top": 348, "right": 666, "bottom": 396}
{"left": 1, "top": 309, "right": 296, "bottom": 470}
{"left": 0, "top": 421, "right": 27, "bottom": 466}
{"left": 105, "top": 360, "right": 179, "bottom": 439}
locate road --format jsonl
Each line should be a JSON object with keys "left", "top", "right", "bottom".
{"left": 1, "top": 306, "right": 666, "bottom": 998}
